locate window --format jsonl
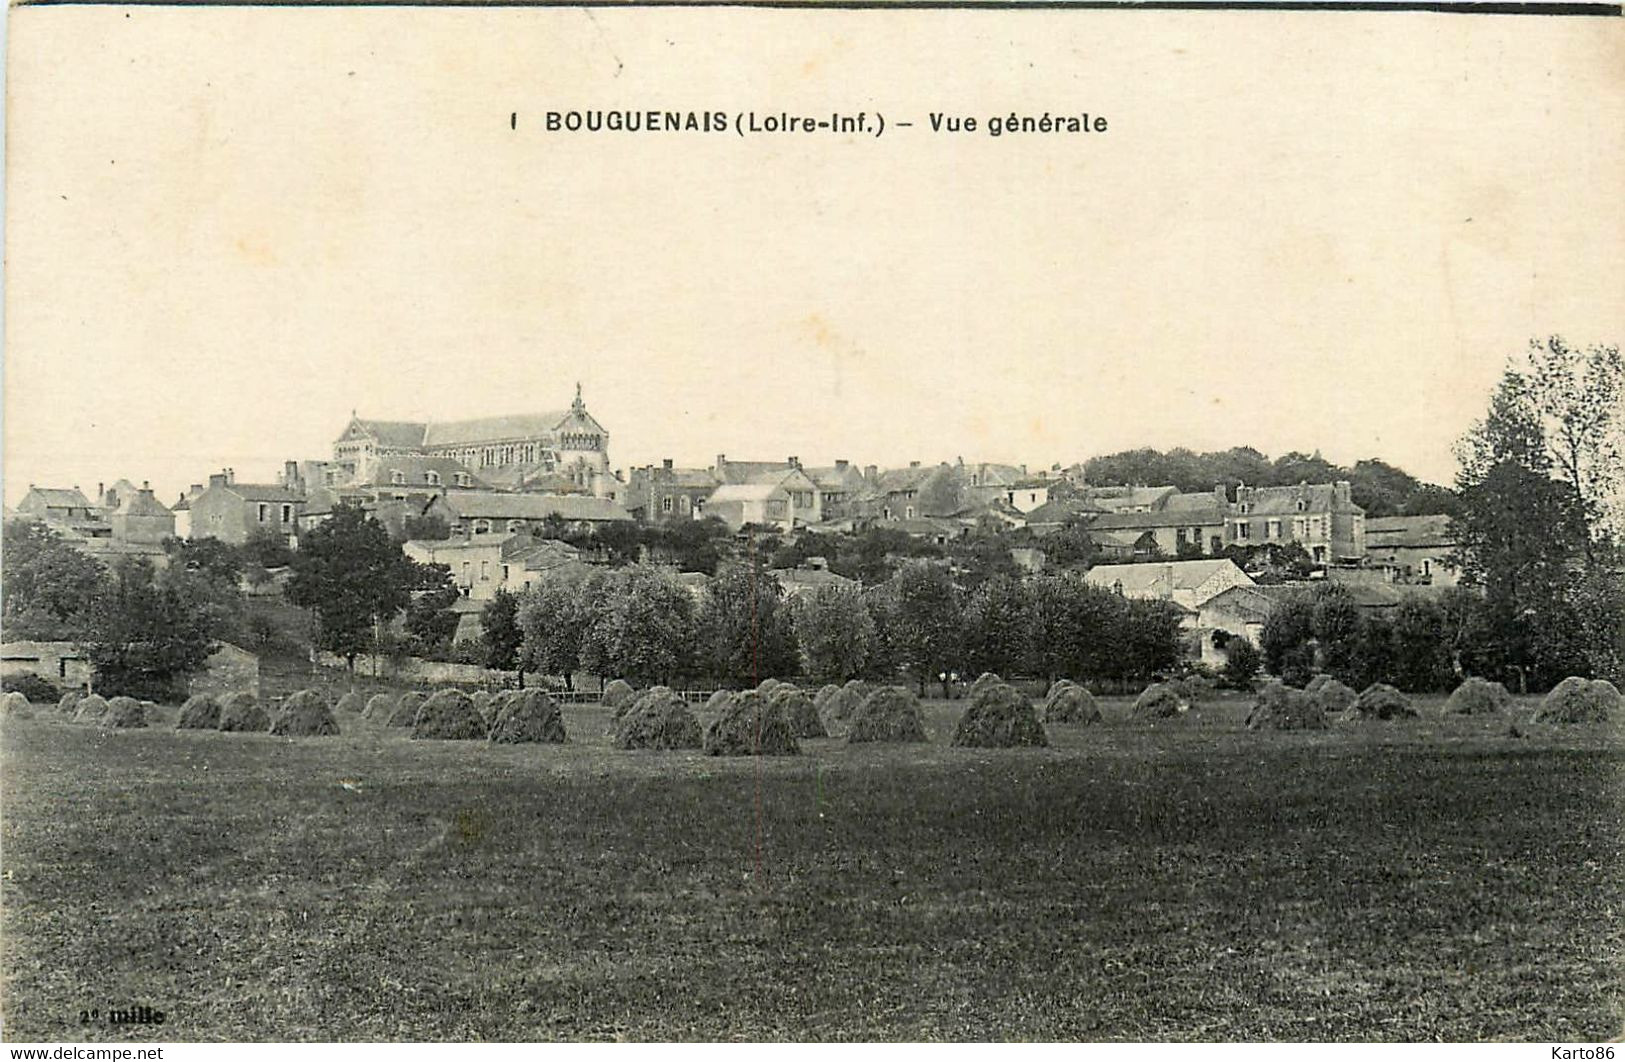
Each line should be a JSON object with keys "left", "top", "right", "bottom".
{"left": 391, "top": 471, "right": 405, "bottom": 485}
{"left": 905, "top": 506, "right": 916, "bottom": 519}
{"left": 454, "top": 473, "right": 470, "bottom": 487}
{"left": 679, "top": 495, "right": 692, "bottom": 513}
{"left": 509, "top": 520, "right": 525, "bottom": 533}
{"left": 257, "top": 503, "right": 269, "bottom": 523}
{"left": 1295, "top": 500, "right": 1306, "bottom": 512}
{"left": 474, "top": 519, "right": 491, "bottom": 534}
{"left": 480, "top": 561, "right": 489, "bottom": 581}
{"left": 1235, "top": 520, "right": 1250, "bottom": 540}
{"left": 281, "top": 504, "right": 293, "bottom": 523}
{"left": 1240, "top": 502, "right": 1250, "bottom": 514}
{"left": 502, "top": 564, "right": 510, "bottom": 581}
{"left": 1422, "top": 559, "right": 1433, "bottom": 576}
{"left": 1175, "top": 528, "right": 1188, "bottom": 546}
{"left": 1293, "top": 516, "right": 1307, "bottom": 538}
{"left": 426, "top": 471, "right": 441, "bottom": 486}
{"left": 461, "top": 562, "right": 471, "bottom": 583}
{"left": 1266, "top": 519, "right": 1280, "bottom": 540}
{"left": 662, "top": 496, "right": 674, "bottom": 513}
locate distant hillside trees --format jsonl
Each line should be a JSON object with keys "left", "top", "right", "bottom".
{"left": 1080, "top": 447, "right": 1457, "bottom": 517}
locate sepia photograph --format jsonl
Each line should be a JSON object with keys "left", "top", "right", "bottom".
{"left": 1, "top": 4, "right": 1622, "bottom": 1044}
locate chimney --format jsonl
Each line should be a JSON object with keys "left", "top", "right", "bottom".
{"left": 663, "top": 458, "right": 673, "bottom": 470}
{"left": 209, "top": 473, "right": 227, "bottom": 489}
{"left": 909, "top": 460, "right": 921, "bottom": 469}
{"left": 1335, "top": 480, "right": 1352, "bottom": 505}
{"left": 97, "top": 482, "right": 105, "bottom": 500}
{"left": 284, "top": 461, "right": 300, "bottom": 489}
{"left": 190, "top": 483, "right": 203, "bottom": 497}
{"left": 788, "top": 456, "right": 800, "bottom": 469}
{"left": 865, "top": 464, "right": 878, "bottom": 482}
{"left": 141, "top": 480, "right": 150, "bottom": 491}
{"left": 835, "top": 459, "right": 848, "bottom": 471}
{"left": 1164, "top": 563, "right": 1176, "bottom": 599}
{"left": 225, "top": 467, "right": 236, "bottom": 484}
{"left": 1215, "top": 483, "right": 1228, "bottom": 505}
{"left": 1020, "top": 464, "right": 1028, "bottom": 476}
{"left": 716, "top": 454, "right": 727, "bottom": 474}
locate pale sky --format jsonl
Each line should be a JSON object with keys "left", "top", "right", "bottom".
{"left": 6, "top": 8, "right": 1622, "bottom": 505}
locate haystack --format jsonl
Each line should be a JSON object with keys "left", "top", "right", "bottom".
{"left": 387, "top": 691, "right": 427, "bottom": 728}
{"left": 769, "top": 685, "right": 827, "bottom": 738}
{"left": 703, "top": 690, "right": 799, "bottom": 756}
{"left": 489, "top": 689, "right": 568, "bottom": 744}
{"left": 363, "top": 693, "right": 395, "bottom": 721}
{"left": 270, "top": 689, "right": 341, "bottom": 737}
{"left": 469, "top": 691, "right": 494, "bottom": 727}
{"left": 952, "top": 680, "right": 1047, "bottom": 748}
{"left": 176, "top": 694, "right": 222, "bottom": 729}
{"left": 618, "top": 684, "right": 673, "bottom": 721}
{"left": 969, "top": 672, "right": 1005, "bottom": 698}
{"left": 601, "top": 679, "right": 637, "bottom": 712}
{"left": 705, "top": 689, "right": 734, "bottom": 713}
{"left": 1, "top": 692, "right": 35, "bottom": 720}
{"left": 1245, "top": 680, "right": 1327, "bottom": 731}
{"left": 218, "top": 692, "right": 268, "bottom": 732}
{"left": 1534, "top": 677, "right": 1622, "bottom": 724}
{"left": 1445, "top": 676, "right": 1513, "bottom": 716}
{"left": 73, "top": 694, "right": 109, "bottom": 723}
{"left": 614, "top": 687, "right": 701, "bottom": 750}
{"left": 1351, "top": 682, "right": 1419, "bottom": 721}
{"left": 813, "top": 684, "right": 842, "bottom": 714}
{"left": 57, "top": 690, "right": 85, "bottom": 715}
{"left": 847, "top": 686, "right": 928, "bottom": 744}
{"left": 1310, "top": 678, "right": 1358, "bottom": 715}
{"left": 818, "top": 684, "right": 866, "bottom": 733}
{"left": 411, "top": 689, "right": 487, "bottom": 740}
{"left": 332, "top": 691, "right": 366, "bottom": 716}
{"left": 1044, "top": 682, "right": 1102, "bottom": 725}
{"left": 1131, "top": 682, "right": 1190, "bottom": 720}
{"left": 102, "top": 696, "right": 148, "bottom": 728}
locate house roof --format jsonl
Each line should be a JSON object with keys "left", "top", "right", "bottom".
{"left": 1024, "top": 497, "right": 1108, "bottom": 524}
{"left": 421, "top": 411, "right": 575, "bottom": 447}
{"left": 769, "top": 567, "right": 860, "bottom": 591}
{"left": 435, "top": 491, "right": 631, "bottom": 523}
{"left": 1365, "top": 514, "right": 1456, "bottom": 549}
{"left": 24, "top": 487, "right": 94, "bottom": 509}
{"left": 1238, "top": 483, "right": 1362, "bottom": 516}
{"left": 1086, "top": 486, "right": 1179, "bottom": 512}
{"left": 115, "top": 490, "right": 172, "bottom": 517}
{"left": 1199, "top": 584, "right": 1277, "bottom": 624}
{"left": 708, "top": 483, "right": 786, "bottom": 503}
{"left": 716, "top": 460, "right": 800, "bottom": 486}
{"left": 1084, "top": 559, "right": 1248, "bottom": 595}
{"left": 226, "top": 483, "right": 305, "bottom": 503}
{"left": 1086, "top": 508, "right": 1227, "bottom": 530}
{"left": 365, "top": 455, "right": 485, "bottom": 489}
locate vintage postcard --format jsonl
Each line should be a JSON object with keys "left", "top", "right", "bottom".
{"left": 2, "top": 1, "right": 1622, "bottom": 1045}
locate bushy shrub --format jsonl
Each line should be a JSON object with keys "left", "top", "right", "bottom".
{"left": 2, "top": 674, "right": 59, "bottom": 704}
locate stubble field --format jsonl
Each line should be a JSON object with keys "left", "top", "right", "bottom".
{"left": 2, "top": 693, "right": 1621, "bottom": 1041}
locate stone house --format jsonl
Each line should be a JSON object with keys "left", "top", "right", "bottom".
{"left": 1363, "top": 515, "right": 1461, "bottom": 586}
{"left": 1230, "top": 481, "right": 1365, "bottom": 563}
{"left": 187, "top": 470, "right": 304, "bottom": 546}
{"left": 421, "top": 490, "right": 632, "bottom": 538}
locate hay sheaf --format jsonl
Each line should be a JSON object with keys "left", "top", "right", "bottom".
{"left": 818, "top": 685, "right": 866, "bottom": 734}
{"left": 703, "top": 690, "right": 799, "bottom": 756}
{"left": 218, "top": 692, "right": 268, "bottom": 732}
{"left": 1352, "top": 683, "right": 1419, "bottom": 721}
{"left": 469, "top": 691, "right": 494, "bottom": 727}
{"left": 1, "top": 692, "right": 36, "bottom": 720}
{"left": 952, "top": 681, "right": 1048, "bottom": 748}
{"left": 102, "top": 696, "right": 148, "bottom": 729}
{"left": 756, "top": 678, "right": 787, "bottom": 697}
{"left": 387, "top": 691, "right": 427, "bottom": 728}
{"left": 705, "top": 689, "right": 734, "bottom": 713}
{"left": 1534, "top": 677, "right": 1622, "bottom": 724}
{"left": 813, "top": 684, "right": 842, "bottom": 714}
{"left": 270, "top": 690, "right": 341, "bottom": 737}
{"left": 73, "top": 694, "right": 110, "bottom": 723}
{"left": 848, "top": 686, "right": 928, "bottom": 744}
{"left": 614, "top": 688, "right": 701, "bottom": 750}
{"left": 1310, "top": 678, "right": 1359, "bottom": 715}
{"left": 489, "top": 689, "right": 568, "bottom": 744}
{"left": 412, "top": 689, "right": 487, "bottom": 740}
{"left": 1245, "top": 680, "right": 1327, "bottom": 731}
{"left": 1445, "top": 676, "right": 1513, "bottom": 716}
{"left": 618, "top": 684, "right": 673, "bottom": 722}
{"left": 969, "top": 672, "right": 1005, "bottom": 698}
{"left": 332, "top": 691, "right": 366, "bottom": 716}
{"left": 176, "top": 694, "right": 222, "bottom": 729}
{"left": 57, "top": 690, "right": 86, "bottom": 715}
{"left": 1044, "top": 682, "right": 1102, "bottom": 725}
{"left": 601, "top": 679, "right": 637, "bottom": 711}
{"left": 363, "top": 693, "right": 395, "bottom": 721}
{"left": 769, "top": 686, "right": 827, "bottom": 739}
{"left": 1131, "top": 683, "right": 1190, "bottom": 720}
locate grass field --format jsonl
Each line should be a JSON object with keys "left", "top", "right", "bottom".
{"left": 2, "top": 692, "right": 1621, "bottom": 1041}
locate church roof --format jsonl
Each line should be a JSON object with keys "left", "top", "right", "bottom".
{"left": 421, "top": 412, "right": 575, "bottom": 447}
{"left": 351, "top": 419, "right": 430, "bottom": 448}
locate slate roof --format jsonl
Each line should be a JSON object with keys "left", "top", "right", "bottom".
{"left": 366, "top": 455, "right": 486, "bottom": 489}
{"left": 708, "top": 483, "right": 786, "bottom": 503}
{"left": 350, "top": 419, "right": 430, "bottom": 448}
{"left": 115, "top": 490, "right": 173, "bottom": 517}
{"left": 23, "top": 487, "right": 95, "bottom": 509}
{"left": 1199, "top": 584, "right": 1277, "bottom": 624}
{"left": 1365, "top": 515, "right": 1456, "bottom": 549}
{"left": 225, "top": 483, "right": 306, "bottom": 503}
{"left": 422, "top": 411, "right": 575, "bottom": 447}
{"left": 436, "top": 492, "right": 631, "bottom": 523}
{"left": 1084, "top": 559, "right": 1247, "bottom": 595}
{"left": 1086, "top": 486, "right": 1179, "bottom": 511}
{"left": 1238, "top": 483, "right": 1362, "bottom": 515}
{"left": 1086, "top": 508, "right": 1227, "bottom": 530}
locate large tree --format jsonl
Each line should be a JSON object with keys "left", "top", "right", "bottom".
{"left": 1521, "top": 336, "right": 1624, "bottom": 550}
{"left": 1, "top": 520, "right": 107, "bottom": 639}
{"left": 696, "top": 562, "right": 799, "bottom": 685}
{"left": 285, "top": 505, "right": 418, "bottom": 670}
{"left": 873, "top": 560, "right": 962, "bottom": 695}
{"left": 792, "top": 583, "right": 877, "bottom": 683}
{"left": 82, "top": 559, "right": 217, "bottom": 700}
{"left": 580, "top": 564, "right": 696, "bottom": 686}
{"left": 961, "top": 575, "right": 1033, "bottom": 679}
{"left": 481, "top": 588, "right": 524, "bottom": 673}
